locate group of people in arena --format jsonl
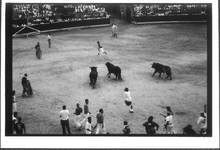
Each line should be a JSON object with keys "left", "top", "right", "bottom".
{"left": 11, "top": 22, "right": 207, "bottom": 136}
{"left": 12, "top": 76, "right": 207, "bottom": 135}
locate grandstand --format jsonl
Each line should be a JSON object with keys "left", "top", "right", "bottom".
{"left": 12, "top": 4, "right": 208, "bottom": 36}
{"left": 12, "top": 4, "right": 111, "bottom": 36}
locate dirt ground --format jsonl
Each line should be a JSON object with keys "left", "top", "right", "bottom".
{"left": 12, "top": 22, "right": 207, "bottom": 135}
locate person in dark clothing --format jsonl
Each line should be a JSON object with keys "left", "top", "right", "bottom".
{"left": 14, "top": 117, "right": 26, "bottom": 135}
{"left": 122, "top": 121, "right": 131, "bottom": 135}
{"left": 166, "top": 106, "right": 174, "bottom": 116}
{"left": 35, "top": 42, "right": 42, "bottom": 59}
{"left": 183, "top": 124, "right": 197, "bottom": 135}
{"left": 74, "top": 103, "right": 83, "bottom": 115}
{"left": 12, "top": 112, "right": 18, "bottom": 134}
{"left": 143, "top": 116, "right": 159, "bottom": 135}
{"left": 95, "top": 108, "right": 105, "bottom": 134}
{"left": 21, "top": 73, "right": 33, "bottom": 97}
{"left": 84, "top": 99, "right": 89, "bottom": 115}
{"left": 21, "top": 74, "right": 28, "bottom": 97}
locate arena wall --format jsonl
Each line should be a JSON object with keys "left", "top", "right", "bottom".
{"left": 12, "top": 18, "right": 110, "bottom": 35}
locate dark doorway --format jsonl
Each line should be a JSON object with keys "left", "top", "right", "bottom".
{"left": 104, "top": 4, "right": 121, "bottom": 18}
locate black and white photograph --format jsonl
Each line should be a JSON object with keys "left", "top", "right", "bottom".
{"left": 1, "top": 0, "right": 219, "bottom": 148}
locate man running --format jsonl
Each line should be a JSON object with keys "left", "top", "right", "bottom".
{"left": 97, "top": 41, "right": 107, "bottom": 56}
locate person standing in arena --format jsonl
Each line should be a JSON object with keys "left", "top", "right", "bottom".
{"left": 124, "top": 88, "right": 134, "bottom": 113}
{"left": 47, "top": 33, "right": 51, "bottom": 48}
{"left": 12, "top": 112, "right": 18, "bottom": 134}
{"left": 142, "top": 116, "right": 159, "bottom": 135}
{"left": 59, "top": 105, "right": 71, "bottom": 135}
{"left": 84, "top": 99, "right": 90, "bottom": 115}
{"left": 95, "top": 108, "right": 105, "bottom": 134}
{"left": 35, "top": 42, "right": 42, "bottom": 59}
{"left": 122, "top": 121, "right": 131, "bottom": 135}
{"left": 164, "top": 112, "right": 174, "bottom": 134}
{"left": 21, "top": 73, "right": 28, "bottom": 97}
{"left": 14, "top": 117, "right": 26, "bottom": 135}
{"left": 73, "top": 103, "right": 84, "bottom": 129}
{"left": 112, "top": 23, "right": 118, "bottom": 38}
{"left": 85, "top": 117, "right": 92, "bottom": 134}
{"left": 197, "top": 112, "right": 207, "bottom": 135}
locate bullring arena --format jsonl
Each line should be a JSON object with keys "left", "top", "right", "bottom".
{"left": 12, "top": 20, "right": 207, "bottom": 134}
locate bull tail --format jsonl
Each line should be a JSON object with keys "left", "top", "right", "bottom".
{"left": 118, "top": 73, "right": 122, "bottom": 80}
{"left": 167, "top": 68, "right": 172, "bottom": 80}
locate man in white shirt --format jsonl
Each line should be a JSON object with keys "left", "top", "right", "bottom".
{"left": 60, "top": 105, "right": 71, "bottom": 135}
{"left": 164, "top": 112, "right": 174, "bottom": 134}
{"left": 85, "top": 117, "right": 92, "bottom": 134}
{"left": 112, "top": 23, "right": 118, "bottom": 38}
{"left": 124, "top": 88, "right": 134, "bottom": 113}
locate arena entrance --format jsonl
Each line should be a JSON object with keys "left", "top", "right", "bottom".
{"left": 104, "top": 4, "right": 132, "bottom": 23}
{"left": 105, "top": 4, "right": 121, "bottom": 18}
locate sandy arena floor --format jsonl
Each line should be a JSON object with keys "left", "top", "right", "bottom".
{"left": 12, "top": 22, "right": 207, "bottom": 134}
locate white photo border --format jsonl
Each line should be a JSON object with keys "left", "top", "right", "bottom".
{"left": 1, "top": 0, "right": 219, "bottom": 148}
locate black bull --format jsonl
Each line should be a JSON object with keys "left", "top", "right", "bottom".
{"left": 152, "top": 62, "right": 172, "bottom": 80}
{"left": 105, "top": 62, "right": 122, "bottom": 80}
{"left": 89, "top": 67, "right": 98, "bottom": 88}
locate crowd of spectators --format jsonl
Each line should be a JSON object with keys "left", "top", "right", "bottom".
{"left": 12, "top": 4, "right": 110, "bottom": 28}
{"left": 132, "top": 4, "right": 207, "bottom": 17}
